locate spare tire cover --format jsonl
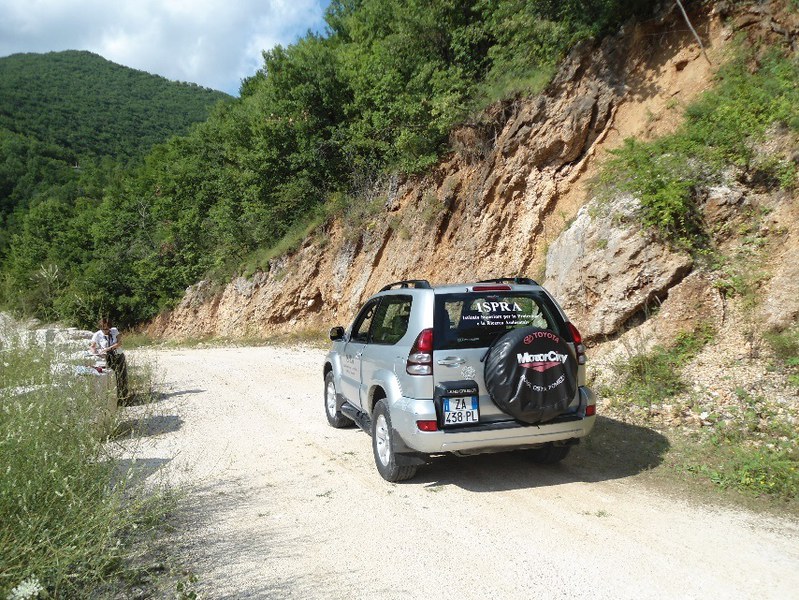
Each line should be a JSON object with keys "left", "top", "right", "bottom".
{"left": 484, "top": 327, "right": 577, "bottom": 424}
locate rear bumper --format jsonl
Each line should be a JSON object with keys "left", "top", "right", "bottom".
{"left": 392, "top": 387, "right": 596, "bottom": 454}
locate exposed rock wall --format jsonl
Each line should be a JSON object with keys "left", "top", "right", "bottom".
{"left": 147, "top": 3, "right": 796, "bottom": 342}
{"left": 543, "top": 194, "right": 694, "bottom": 342}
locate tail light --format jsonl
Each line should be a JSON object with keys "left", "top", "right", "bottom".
{"left": 406, "top": 328, "right": 434, "bottom": 375}
{"left": 416, "top": 420, "right": 438, "bottom": 431}
{"left": 567, "top": 322, "right": 586, "bottom": 365}
{"left": 585, "top": 404, "right": 596, "bottom": 417}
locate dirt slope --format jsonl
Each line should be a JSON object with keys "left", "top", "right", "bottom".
{"left": 121, "top": 345, "right": 799, "bottom": 599}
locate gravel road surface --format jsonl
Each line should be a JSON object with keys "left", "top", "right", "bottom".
{"left": 121, "top": 346, "right": 799, "bottom": 599}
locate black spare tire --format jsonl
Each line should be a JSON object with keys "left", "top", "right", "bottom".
{"left": 484, "top": 327, "right": 577, "bottom": 424}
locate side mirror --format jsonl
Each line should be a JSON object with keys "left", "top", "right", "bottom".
{"left": 329, "top": 326, "right": 346, "bottom": 341}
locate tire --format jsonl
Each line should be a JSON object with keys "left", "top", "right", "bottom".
{"left": 529, "top": 443, "right": 571, "bottom": 464}
{"left": 324, "top": 372, "right": 353, "bottom": 428}
{"left": 484, "top": 326, "right": 577, "bottom": 424}
{"left": 371, "top": 400, "right": 418, "bottom": 482}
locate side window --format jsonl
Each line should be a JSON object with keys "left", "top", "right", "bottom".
{"left": 351, "top": 300, "right": 379, "bottom": 343}
{"left": 371, "top": 295, "right": 412, "bottom": 345}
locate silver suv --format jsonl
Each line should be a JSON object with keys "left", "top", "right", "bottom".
{"left": 323, "top": 278, "right": 596, "bottom": 481}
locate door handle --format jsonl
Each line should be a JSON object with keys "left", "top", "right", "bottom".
{"left": 355, "top": 352, "right": 363, "bottom": 359}
{"left": 437, "top": 357, "right": 466, "bottom": 366}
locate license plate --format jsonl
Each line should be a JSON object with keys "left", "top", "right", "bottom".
{"left": 443, "top": 396, "right": 479, "bottom": 426}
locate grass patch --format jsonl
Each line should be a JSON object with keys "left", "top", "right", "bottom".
{"left": 262, "top": 328, "right": 330, "bottom": 349}
{"left": 0, "top": 329, "right": 172, "bottom": 598}
{"left": 470, "top": 65, "right": 555, "bottom": 112}
{"left": 699, "top": 388, "right": 798, "bottom": 499}
{"left": 605, "top": 325, "right": 715, "bottom": 409}
{"left": 327, "top": 191, "right": 387, "bottom": 242}
{"left": 237, "top": 189, "right": 388, "bottom": 280}
{"left": 687, "top": 445, "right": 798, "bottom": 499}
{"left": 673, "top": 408, "right": 799, "bottom": 502}
{"left": 602, "top": 324, "right": 799, "bottom": 504}
{"left": 241, "top": 208, "right": 328, "bottom": 279}
{"left": 120, "top": 330, "right": 157, "bottom": 350}
{"left": 764, "top": 326, "right": 799, "bottom": 387}
{"left": 598, "top": 48, "right": 799, "bottom": 248}
{"left": 140, "top": 328, "right": 330, "bottom": 351}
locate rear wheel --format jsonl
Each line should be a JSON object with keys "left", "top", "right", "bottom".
{"left": 529, "top": 443, "right": 571, "bottom": 464}
{"left": 372, "top": 400, "right": 418, "bottom": 482}
{"left": 324, "top": 372, "right": 353, "bottom": 428}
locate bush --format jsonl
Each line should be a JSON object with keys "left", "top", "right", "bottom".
{"left": 600, "top": 49, "right": 799, "bottom": 248}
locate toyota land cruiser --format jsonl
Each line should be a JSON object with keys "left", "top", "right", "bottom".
{"left": 323, "top": 277, "right": 596, "bottom": 482}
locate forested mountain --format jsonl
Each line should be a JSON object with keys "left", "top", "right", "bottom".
{"left": 0, "top": 50, "right": 230, "bottom": 316}
{"left": 0, "top": 51, "right": 229, "bottom": 161}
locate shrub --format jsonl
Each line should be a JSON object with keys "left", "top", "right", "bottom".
{"left": 600, "top": 49, "right": 799, "bottom": 248}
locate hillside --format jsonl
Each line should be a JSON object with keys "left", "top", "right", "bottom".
{"left": 0, "top": 50, "right": 230, "bottom": 161}
{"left": 0, "top": 0, "right": 658, "bottom": 328}
{"left": 148, "top": 2, "right": 799, "bottom": 502}
{"left": 150, "top": 2, "right": 794, "bottom": 335}
{"left": 0, "top": 50, "right": 231, "bottom": 318}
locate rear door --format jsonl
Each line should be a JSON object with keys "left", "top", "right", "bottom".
{"left": 359, "top": 294, "right": 413, "bottom": 404}
{"left": 432, "top": 289, "right": 567, "bottom": 425}
{"left": 339, "top": 298, "right": 379, "bottom": 408}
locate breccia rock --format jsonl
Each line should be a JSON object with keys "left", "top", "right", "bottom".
{"left": 543, "top": 194, "right": 693, "bottom": 341}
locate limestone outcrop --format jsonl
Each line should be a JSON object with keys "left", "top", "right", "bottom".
{"left": 543, "top": 195, "right": 693, "bottom": 341}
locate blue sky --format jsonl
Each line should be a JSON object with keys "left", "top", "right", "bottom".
{"left": 0, "top": 0, "right": 330, "bottom": 95}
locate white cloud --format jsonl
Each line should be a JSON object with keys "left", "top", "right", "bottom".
{"left": 0, "top": 0, "right": 329, "bottom": 95}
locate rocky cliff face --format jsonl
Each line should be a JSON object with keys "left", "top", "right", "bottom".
{"left": 147, "top": 3, "right": 797, "bottom": 352}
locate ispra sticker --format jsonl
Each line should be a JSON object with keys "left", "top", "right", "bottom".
{"left": 461, "top": 300, "right": 547, "bottom": 328}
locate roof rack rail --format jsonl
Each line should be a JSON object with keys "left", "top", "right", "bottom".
{"left": 478, "top": 277, "right": 539, "bottom": 286}
{"left": 379, "top": 279, "right": 432, "bottom": 292}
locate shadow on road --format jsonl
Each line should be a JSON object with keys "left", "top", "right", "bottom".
{"left": 175, "top": 480, "right": 312, "bottom": 598}
{"left": 414, "top": 416, "right": 670, "bottom": 492}
{"left": 159, "top": 388, "right": 206, "bottom": 401}
{"left": 118, "top": 388, "right": 205, "bottom": 407}
{"left": 110, "top": 457, "right": 171, "bottom": 488}
{"left": 114, "top": 414, "right": 184, "bottom": 440}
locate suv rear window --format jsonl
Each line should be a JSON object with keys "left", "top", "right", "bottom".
{"left": 433, "top": 292, "right": 564, "bottom": 350}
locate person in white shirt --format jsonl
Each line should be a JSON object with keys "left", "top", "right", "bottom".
{"left": 90, "top": 318, "right": 130, "bottom": 403}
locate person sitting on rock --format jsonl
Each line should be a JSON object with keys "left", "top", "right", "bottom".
{"left": 89, "top": 318, "right": 130, "bottom": 404}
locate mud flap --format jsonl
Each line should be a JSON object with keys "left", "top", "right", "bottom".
{"left": 392, "top": 428, "right": 427, "bottom": 466}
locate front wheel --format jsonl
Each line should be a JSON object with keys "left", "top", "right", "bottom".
{"left": 324, "top": 372, "right": 353, "bottom": 428}
{"left": 372, "top": 400, "right": 418, "bottom": 482}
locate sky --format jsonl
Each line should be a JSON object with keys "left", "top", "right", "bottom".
{"left": 0, "top": 0, "right": 330, "bottom": 96}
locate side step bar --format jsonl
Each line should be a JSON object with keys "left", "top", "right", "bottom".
{"left": 341, "top": 401, "right": 371, "bottom": 433}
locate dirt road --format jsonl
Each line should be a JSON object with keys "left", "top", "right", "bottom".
{"left": 123, "top": 346, "right": 799, "bottom": 599}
